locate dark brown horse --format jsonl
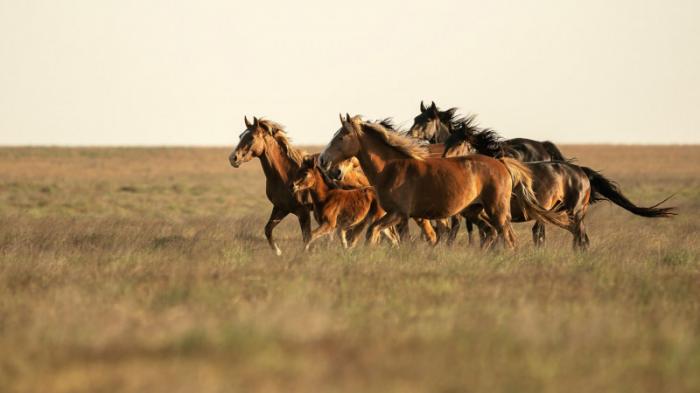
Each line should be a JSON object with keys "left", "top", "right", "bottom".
{"left": 409, "top": 101, "right": 566, "bottom": 161}
{"left": 292, "top": 156, "right": 398, "bottom": 250}
{"left": 443, "top": 123, "right": 676, "bottom": 249}
{"left": 319, "top": 114, "right": 567, "bottom": 248}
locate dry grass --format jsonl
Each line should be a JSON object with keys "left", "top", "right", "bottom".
{"left": 0, "top": 145, "right": 699, "bottom": 393}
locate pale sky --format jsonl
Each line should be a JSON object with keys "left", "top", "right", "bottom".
{"left": 1, "top": 0, "right": 698, "bottom": 146}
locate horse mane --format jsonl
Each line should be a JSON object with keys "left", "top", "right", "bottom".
{"left": 434, "top": 105, "right": 474, "bottom": 131}
{"left": 258, "top": 119, "right": 306, "bottom": 165}
{"left": 445, "top": 115, "right": 506, "bottom": 157}
{"left": 361, "top": 120, "right": 428, "bottom": 160}
{"left": 470, "top": 128, "right": 506, "bottom": 157}
{"left": 378, "top": 118, "right": 400, "bottom": 132}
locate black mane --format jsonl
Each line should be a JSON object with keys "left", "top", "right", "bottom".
{"left": 469, "top": 128, "right": 506, "bottom": 157}
{"left": 444, "top": 115, "right": 506, "bottom": 158}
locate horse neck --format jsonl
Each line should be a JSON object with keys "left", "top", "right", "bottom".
{"left": 304, "top": 170, "right": 329, "bottom": 203}
{"left": 354, "top": 131, "right": 406, "bottom": 184}
{"left": 258, "top": 138, "right": 299, "bottom": 185}
{"left": 434, "top": 120, "right": 452, "bottom": 143}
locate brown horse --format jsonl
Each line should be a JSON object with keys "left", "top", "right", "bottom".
{"left": 229, "top": 116, "right": 312, "bottom": 255}
{"left": 443, "top": 123, "right": 676, "bottom": 249}
{"left": 319, "top": 114, "right": 567, "bottom": 248}
{"left": 292, "top": 156, "right": 398, "bottom": 250}
{"left": 379, "top": 117, "right": 470, "bottom": 243}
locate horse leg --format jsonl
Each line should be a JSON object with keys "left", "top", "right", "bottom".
{"left": 305, "top": 221, "right": 335, "bottom": 251}
{"left": 572, "top": 216, "right": 590, "bottom": 251}
{"left": 339, "top": 229, "right": 349, "bottom": 249}
{"left": 296, "top": 208, "right": 312, "bottom": 244}
{"left": 532, "top": 221, "right": 546, "bottom": 247}
{"left": 447, "top": 216, "right": 461, "bottom": 246}
{"left": 346, "top": 219, "right": 370, "bottom": 248}
{"left": 482, "top": 204, "right": 515, "bottom": 251}
{"left": 416, "top": 218, "right": 438, "bottom": 246}
{"left": 381, "top": 227, "right": 400, "bottom": 247}
{"left": 465, "top": 218, "right": 474, "bottom": 246}
{"left": 435, "top": 219, "right": 450, "bottom": 244}
{"left": 396, "top": 217, "right": 410, "bottom": 242}
{"left": 366, "top": 212, "right": 404, "bottom": 246}
{"left": 265, "top": 206, "right": 289, "bottom": 256}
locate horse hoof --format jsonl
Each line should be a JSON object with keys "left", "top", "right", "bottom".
{"left": 274, "top": 246, "right": 282, "bottom": 256}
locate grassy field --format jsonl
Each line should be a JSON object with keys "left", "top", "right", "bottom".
{"left": 0, "top": 145, "right": 698, "bottom": 393}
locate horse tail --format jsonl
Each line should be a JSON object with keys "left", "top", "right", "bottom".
{"left": 542, "top": 141, "right": 566, "bottom": 161}
{"left": 499, "top": 158, "right": 570, "bottom": 229}
{"left": 581, "top": 167, "right": 676, "bottom": 218}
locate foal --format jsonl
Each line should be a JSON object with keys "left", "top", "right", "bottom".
{"left": 292, "top": 156, "right": 398, "bottom": 250}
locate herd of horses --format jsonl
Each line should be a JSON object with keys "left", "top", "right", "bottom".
{"left": 229, "top": 102, "right": 676, "bottom": 255}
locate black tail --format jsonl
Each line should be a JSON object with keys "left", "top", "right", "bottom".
{"left": 581, "top": 167, "right": 676, "bottom": 218}
{"left": 542, "top": 141, "right": 566, "bottom": 161}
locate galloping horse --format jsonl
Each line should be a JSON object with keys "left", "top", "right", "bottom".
{"left": 319, "top": 114, "right": 567, "bottom": 248}
{"left": 443, "top": 122, "right": 676, "bottom": 249}
{"left": 229, "top": 117, "right": 312, "bottom": 255}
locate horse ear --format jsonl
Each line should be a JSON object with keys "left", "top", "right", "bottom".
{"left": 345, "top": 113, "right": 351, "bottom": 122}
{"left": 244, "top": 116, "right": 252, "bottom": 128}
{"left": 420, "top": 101, "right": 426, "bottom": 112}
{"left": 339, "top": 113, "right": 345, "bottom": 124}
{"left": 430, "top": 102, "right": 438, "bottom": 116}
{"left": 253, "top": 116, "right": 259, "bottom": 127}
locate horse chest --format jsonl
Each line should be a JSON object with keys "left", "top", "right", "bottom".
{"left": 265, "top": 180, "right": 297, "bottom": 209}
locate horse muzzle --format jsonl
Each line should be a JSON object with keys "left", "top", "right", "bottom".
{"left": 328, "top": 167, "right": 343, "bottom": 181}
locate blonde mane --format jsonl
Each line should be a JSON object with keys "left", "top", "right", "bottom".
{"left": 258, "top": 119, "right": 306, "bottom": 165}
{"left": 360, "top": 120, "right": 428, "bottom": 160}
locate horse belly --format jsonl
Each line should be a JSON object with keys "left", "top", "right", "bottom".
{"left": 389, "top": 174, "right": 480, "bottom": 219}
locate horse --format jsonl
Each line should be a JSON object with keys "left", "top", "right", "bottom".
{"left": 291, "top": 156, "right": 399, "bottom": 250}
{"left": 409, "top": 101, "right": 566, "bottom": 161}
{"left": 319, "top": 114, "right": 568, "bottom": 249}
{"left": 228, "top": 116, "right": 361, "bottom": 255}
{"left": 443, "top": 122, "right": 676, "bottom": 249}
{"left": 379, "top": 117, "right": 471, "bottom": 243}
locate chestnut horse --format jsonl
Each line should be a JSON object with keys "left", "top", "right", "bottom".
{"left": 443, "top": 122, "right": 676, "bottom": 249}
{"left": 319, "top": 115, "right": 567, "bottom": 248}
{"left": 381, "top": 118, "right": 470, "bottom": 242}
{"left": 292, "top": 156, "right": 398, "bottom": 250}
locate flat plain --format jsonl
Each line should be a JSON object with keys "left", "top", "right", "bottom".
{"left": 0, "top": 145, "right": 698, "bottom": 393}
